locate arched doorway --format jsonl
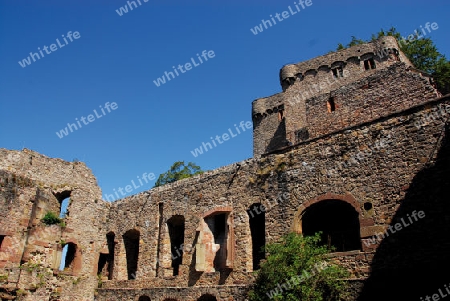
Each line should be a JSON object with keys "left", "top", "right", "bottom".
{"left": 123, "top": 229, "right": 140, "bottom": 279}
{"left": 197, "top": 294, "right": 217, "bottom": 301}
{"left": 138, "top": 296, "right": 151, "bottom": 301}
{"left": 302, "top": 199, "right": 361, "bottom": 252}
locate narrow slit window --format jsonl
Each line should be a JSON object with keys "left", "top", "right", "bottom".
{"left": 327, "top": 97, "right": 336, "bottom": 113}
{"left": 278, "top": 110, "right": 284, "bottom": 121}
{"left": 0, "top": 235, "right": 5, "bottom": 250}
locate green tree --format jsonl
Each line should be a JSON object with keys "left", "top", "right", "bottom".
{"left": 154, "top": 161, "right": 203, "bottom": 187}
{"left": 337, "top": 27, "right": 450, "bottom": 95}
{"left": 248, "top": 232, "right": 350, "bottom": 301}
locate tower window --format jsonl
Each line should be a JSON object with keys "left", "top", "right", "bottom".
{"left": 364, "top": 58, "right": 376, "bottom": 70}
{"left": 332, "top": 67, "right": 344, "bottom": 78}
{"left": 278, "top": 110, "right": 284, "bottom": 121}
{"left": 327, "top": 97, "right": 336, "bottom": 113}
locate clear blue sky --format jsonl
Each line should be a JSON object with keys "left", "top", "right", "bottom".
{"left": 1, "top": 0, "right": 449, "bottom": 202}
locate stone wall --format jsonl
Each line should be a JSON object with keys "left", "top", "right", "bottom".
{"left": 1, "top": 35, "right": 449, "bottom": 301}
{"left": 0, "top": 149, "right": 110, "bottom": 301}
{"left": 1, "top": 96, "right": 449, "bottom": 300}
{"left": 96, "top": 285, "right": 249, "bottom": 301}
{"left": 298, "top": 63, "right": 439, "bottom": 141}
{"left": 94, "top": 95, "right": 450, "bottom": 300}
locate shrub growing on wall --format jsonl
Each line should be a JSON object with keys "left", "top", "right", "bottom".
{"left": 41, "top": 211, "right": 62, "bottom": 225}
{"left": 248, "top": 232, "right": 350, "bottom": 301}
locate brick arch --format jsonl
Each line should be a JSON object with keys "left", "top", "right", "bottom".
{"left": 331, "top": 60, "right": 346, "bottom": 69}
{"left": 346, "top": 56, "right": 360, "bottom": 64}
{"left": 360, "top": 52, "right": 376, "bottom": 61}
{"left": 304, "top": 69, "right": 317, "bottom": 78}
{"left": 292, "top": 192, "right": 374, "bottom": 237}
{"left": 197, "top": 294, "right": 217, "bottom": 301}
{"left": 317, "top": 65, "right": 330, "bottom": 72}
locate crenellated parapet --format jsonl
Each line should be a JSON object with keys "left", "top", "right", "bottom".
{"left": 279, "top": 36, "right": 412, "bottom": 92}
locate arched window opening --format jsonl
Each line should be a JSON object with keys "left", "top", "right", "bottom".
{"left": 247, "top": 203, "right": 265, "bottom": 270}
{"left": 97, "top": 232, "right": 115, "bottom": 280}
{"left": 59, "top": 242, "right": 79, "bottom": 274}
{"left": 364, "top": 58, "right": 376, "bottom": 70}
{"left": 60, "top": 197, "right": 69, "bottom": 218}
{"left": 167, "top": 215, "right": 185, "bottom": 276}
{"left": 53, "top": 190, "right": 71, "bottom": 219}
{"left": 332, "top": 67, "right": 344, "bottom": 78}
{"left": 123, "top": 229, "right": 140, "bottom": 280}
{"left": 302, "top": 200, "right": 361, "bottom": 252}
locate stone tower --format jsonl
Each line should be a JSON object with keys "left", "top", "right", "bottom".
{"left": 252, "top": 36, "right": 439, "bottom": 156}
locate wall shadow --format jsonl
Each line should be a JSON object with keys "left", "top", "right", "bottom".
{"left": 266, "top": 119, "right": 287, "bottom": 153}
{"left": 357, "top": 124, "right": 450, "bottom": 300}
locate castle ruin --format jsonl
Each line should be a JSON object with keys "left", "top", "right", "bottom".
{"left": 1, "top": 36, "right": 450, "bottom": 301}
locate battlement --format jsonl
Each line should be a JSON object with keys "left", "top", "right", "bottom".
{"left": 279, "top": 36, "right": 412, "bottom": 91}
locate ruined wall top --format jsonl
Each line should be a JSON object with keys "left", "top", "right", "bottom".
{"left": 279, "top": 36, "right": 412, "bottom": 87}
{"left": 0, "top": 148, "right": 103, "bottom": 199}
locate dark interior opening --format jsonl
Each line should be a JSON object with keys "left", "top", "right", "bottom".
{"left": 302, "top": 200, "right": 361, "bottom": 252}
{"left": 64, "top": 243, "right": 77, "bottom": 269}
{"left": 205, "top": 213, "right": 228, "bottom": 270}
{"left": 167, "top": 215, "right": 185, "bottom": 276}
{"left": 97, "top": 253, "right": 108, "bottom": 276}
{"left": 138, "top": 296, "right": 151, "bottom": 301}
{"left": 123, "top": 229, "right": 140, "bottom": 280}
{"left": 247, "top": 203, "right": 265, "bottom": 270}
{"left": 328, "top": 97, "right": 336, "bottom": 112}
{"left": 198, "top": 294, "right": 217, "bottom": 301}
{"left": 0, "top": 235, "right": 5, "bottom": 250}
{"left": 106, "top": 232, "right": 115, "bottom": 280}
{"left": 364, "top": 202, "right": 373, "bottom": 211}
{"left": 364, "top": 58, "right": 376, "bottom": 70}
{"left": 332, "top": 68, "right": 338, "bottom": 78}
